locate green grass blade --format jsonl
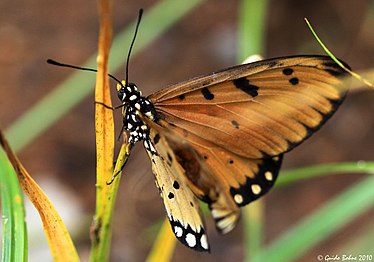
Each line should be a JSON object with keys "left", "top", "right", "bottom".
{"left": 251, "top": 173, "right": 374, "bottom": 262}
{"left": 336, "top": 221, "right": 374, "bottom": 255}
{"left": 238, "top": 0, "right": 269, "bottom": 260}
{"left": 277, "top": 161, "right": 374, "bottom": 187}
{"left": 0, "top": 147, "right": 28, "bottom": 262}
{"left": 5, "top": 0, "right": 204, "bottom": 154}
{"left": 243, "top": 200, "right": 264, "bottom": 260}
{"left": 237, "top": 0, "right": 269, "bottom": 62}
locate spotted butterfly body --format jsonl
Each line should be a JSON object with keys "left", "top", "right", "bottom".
{"left": 117, "top": 55, "right": 349, "bottom": 252}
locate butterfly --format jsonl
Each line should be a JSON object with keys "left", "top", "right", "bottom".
{"left": 116, "top": 55, "right": 349, "bottom": 252}
{"left": 50, "top": 56, "right": 349, "bottom": 251}
{"left": 48, "top": 10, "right": 350, "bottom": 253}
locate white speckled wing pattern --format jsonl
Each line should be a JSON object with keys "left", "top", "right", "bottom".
{"left": 145, "top": 127, "right": 210, "bottom": 252}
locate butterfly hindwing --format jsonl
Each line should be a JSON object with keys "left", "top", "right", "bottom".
{"left": 150, "top": 56, "right": 349, "bottom": 159}
{"left": 155, "top": 119, "right": 283, "bottom": 233}
{"left": 197, "top": 147, "right": 283, "bottom": 234}
{"left": 144, "top": 126, "right": 210, "bottom": 252}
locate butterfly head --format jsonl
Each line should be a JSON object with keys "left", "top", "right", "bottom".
{"left": 117, "top": 82, "right": 142, "bottom": 102}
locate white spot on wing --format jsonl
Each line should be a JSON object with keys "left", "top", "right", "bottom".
{"left": 185, "top": 233, "right": 196, "bottom": 247}
{"left": 265, "top": 171, "right": 273, "bottom": 181}
{"left": 251, "top": 184, "right": 261, "bottom": 195}
{"left": 234, "top": 194, "right": 243, "bottom": 204}
{"left": 200, "top": 234, "right": 209, "bottom": 250}
{"left": 174, "top": 226, "right": 183, "bottom": 237}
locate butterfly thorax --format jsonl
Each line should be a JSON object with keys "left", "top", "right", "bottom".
{"left": 118, "top": 83, "right": 157, "bottom": 146}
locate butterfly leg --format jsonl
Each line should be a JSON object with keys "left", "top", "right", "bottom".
{"left": 106, "top": 143, "right": 133, "bottom": 185}
{"left": 95, "top": 101, "right": 126, "bottom": 110}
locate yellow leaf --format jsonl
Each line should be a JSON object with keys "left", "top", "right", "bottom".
{"left": 146, "top": 218, "right": 177, "bottom": 262}
{"left": 90, "top": 0, "right": 115, "bottom": 261}
{"left": 0, "top": 130, "right": 79, "bottom": 262}
{"left": 94, "top": 0, "right": 114, "bottom": 216}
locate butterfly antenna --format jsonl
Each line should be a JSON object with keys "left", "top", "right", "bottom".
{"left": 125, "top": 8, "right": 143, "bottom": 86}
{"left": 46, "top": 59, "right": 124, "bottom": 87}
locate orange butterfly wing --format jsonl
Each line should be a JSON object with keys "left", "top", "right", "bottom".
{"left": 147, "top": 55, "right": 349, "bottom": 234}
{"left": 149, "top": 56, "right": 348, "bottom": 159}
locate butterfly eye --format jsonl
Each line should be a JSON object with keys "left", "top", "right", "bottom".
{"left": 117, "top": 87, "right": 126, "bottom": 100}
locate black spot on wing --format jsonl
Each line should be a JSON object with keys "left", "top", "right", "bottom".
{"left": 173, "top": 181, "right": 180, "bottom": 189}
{"left": 178, "top": 94, "right": 186, "bottom": 100}
{"left": 282, "top": 68, "right": 294, "bottom": 75}
{"left": 233, "top": 77, "right": 259, "bottom": 97}
{"left": 289, "top": 77, "right": 299, "bottom": 85}
{"left": 229, "top": 155, "right": 283, "bottom": 207}
{"left": 167, "top": 152, "right": 173, "bottom": 162}
{"left": 201, "top": 87, "right": 214, "bottom": 100}
{"left": 168, "top": 192, "right": 175, "bottom": 199}
{"left": 153, "top": 134, "right": 160, "bottom": 144}
{"left": 231, "top": 120, "right": 240, "bottom": 129}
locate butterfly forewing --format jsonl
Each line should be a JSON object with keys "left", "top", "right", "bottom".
{"left": 144, "top": 126, "right": 210, "bottom": 252}
{"left": 149, "top": 56, "right": 349, "bottom": 159}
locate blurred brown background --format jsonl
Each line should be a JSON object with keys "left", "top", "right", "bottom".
{"left": 0, "top": 0, "right": 373, "bottom": 261}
